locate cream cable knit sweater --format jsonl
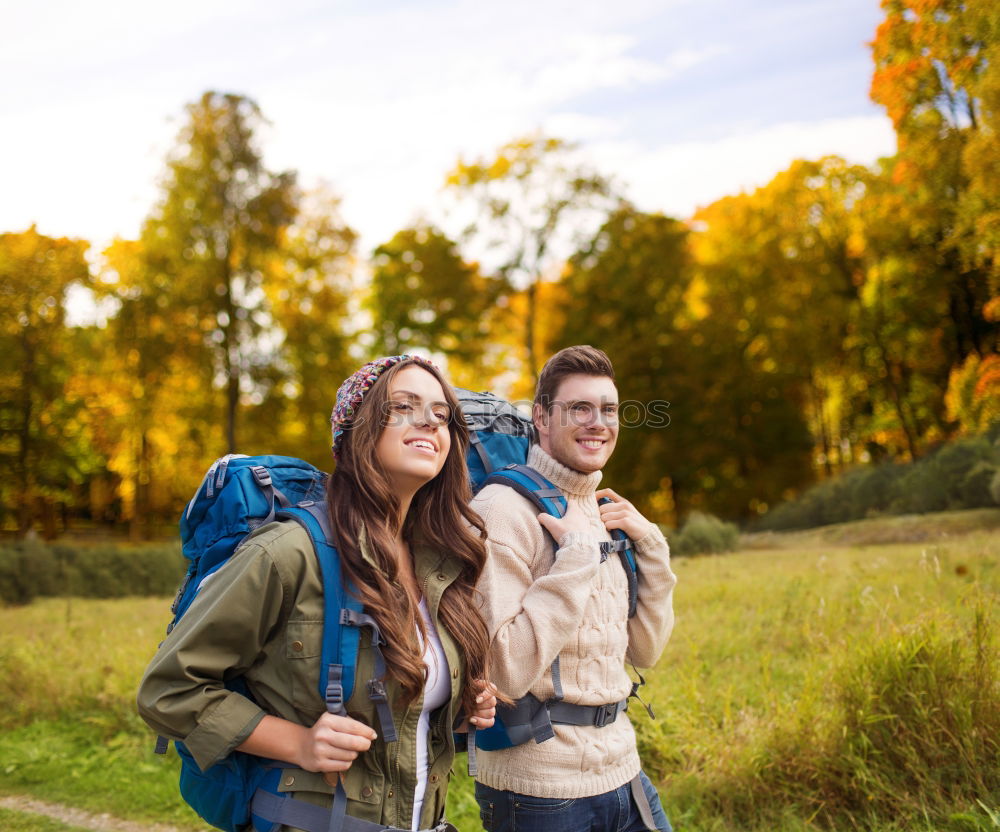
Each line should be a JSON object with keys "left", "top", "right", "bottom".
{"left": 472, "top": 444, "right": 677, "bottom": 798}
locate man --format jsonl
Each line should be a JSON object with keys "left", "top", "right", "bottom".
{"left": 472, "top": 345, "right": 676, "bottom": 832}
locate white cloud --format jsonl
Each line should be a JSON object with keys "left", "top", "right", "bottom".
{"left": 0, "top": 0, "right": 889, "bottom": 269}
{"left": 593, "top": 115, "right": 898, "bottom": 219}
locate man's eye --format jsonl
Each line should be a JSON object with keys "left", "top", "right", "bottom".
{"left": 571, "top": 403, "right": 589, "bottom": 412}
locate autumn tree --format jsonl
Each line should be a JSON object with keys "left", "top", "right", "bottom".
{"left": 143, "top": 91, "right": 298, "bottom": 452}
{"left": 446, "top": 135, "right": 617, "bottom": 381}
{"left": 552, "top": 208, "right": 695, "bottom": 521}
{"left": 0, "top": 227, "right": 94, "bottom": 537}
{"left": 86, "top": 238, "right": 221, "bottom": 537}
{"left": 691, "top": 157, "right": 897, "bottom": 471}
{"left": 368, "top": 224, "right": 504, "bottom": 389}
{"left": 259, "top": 187, "right": 358, "bottom": 466}
{"left": 871, "top": 0, "right": 999, "bottom": 362}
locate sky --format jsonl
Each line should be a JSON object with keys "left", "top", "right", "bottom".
{"left": 1, "top": 0, "right": 896, "bottom": 264}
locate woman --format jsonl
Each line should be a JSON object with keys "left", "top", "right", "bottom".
{"left": 138, "top": 355, "right": 497, "bottom": 832}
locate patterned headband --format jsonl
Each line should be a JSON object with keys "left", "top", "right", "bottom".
{"left": 330, "top": 354, "right": 438, "bottom": 458}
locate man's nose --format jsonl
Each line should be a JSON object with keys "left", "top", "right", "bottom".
{"left": 579, "top": 406, "right": 602, "bottom": 427}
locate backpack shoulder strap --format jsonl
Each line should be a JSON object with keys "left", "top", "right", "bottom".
{"left": 597, "top": 497, "right": 639, "bottom": 619}
{"left": 481, "top": 468, "right": 637, "bottom": 616}
{"left": 277, "top": 503, "right": 359, "bottom": 712}
{"left": 480, "top": 464, "right": 567, "bottom": 519}
{"left": 277, "top": 502, "right": 398, "bottom": 743}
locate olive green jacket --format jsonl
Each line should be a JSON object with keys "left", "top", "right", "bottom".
{"left": 137, "top": 521, "right": 466, "bottom": 830}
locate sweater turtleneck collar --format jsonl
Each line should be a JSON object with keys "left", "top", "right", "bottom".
{"left": 527, "top": 443, "right": 603, "bottom": 498}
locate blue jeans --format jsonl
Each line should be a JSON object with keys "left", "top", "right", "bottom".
{"left": 474, "top": 771, "right": 672, "bottom": 832}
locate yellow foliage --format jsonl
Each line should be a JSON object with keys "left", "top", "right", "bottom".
{"left": 946, "top": 352, "right": 1000, "bottom": 434}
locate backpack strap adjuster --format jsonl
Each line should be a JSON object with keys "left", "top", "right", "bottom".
{"left": 593, "top": 702, "right": 619, "bottom": 728}
{"left": 249, "top": 465, "right": 272, "bottom": 488}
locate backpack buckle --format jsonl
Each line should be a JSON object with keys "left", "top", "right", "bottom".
{"left": 593, "top": 702, "right": 618, "bottom": 728}
{"left": 367, "top": 678, "right": 389, "bottom": 704}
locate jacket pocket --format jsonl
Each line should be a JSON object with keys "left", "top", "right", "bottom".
{"left": 286, "top": 619, "right": 323, "bottom": 712}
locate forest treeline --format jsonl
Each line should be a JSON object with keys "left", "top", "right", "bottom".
{"left": 2, "top": 0, "right": 998, "bottom": 539}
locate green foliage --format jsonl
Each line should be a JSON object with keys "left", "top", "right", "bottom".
{"left": 0, "top": 542, "right": 182, "bottom": 605}
{"left": 0, "top": 714, "right": 210, "bottom": 830}
{"left": 667, "top": 512, "right": 739, "bottom": 557}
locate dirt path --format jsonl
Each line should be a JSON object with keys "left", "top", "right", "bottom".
{"left": 0, "top": 795, "right": 188, "bottom": 832}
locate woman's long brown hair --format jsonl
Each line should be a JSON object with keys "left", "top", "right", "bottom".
{"left": 326, "top": 359, "right": 493, "bottom": 715}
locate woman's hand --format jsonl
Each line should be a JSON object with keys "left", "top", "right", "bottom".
{"left": 297, "top": 713, "right": 377, "bottom": 773}
{"left": 456, "top": 679, "right": 497, "bottom": 731}
{"left": 469, "top": 680, "right": 497, "bottom": 729}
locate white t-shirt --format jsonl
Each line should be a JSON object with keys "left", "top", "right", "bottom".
{"left": 411, "top": 598, "right": 451, "bottom": 830}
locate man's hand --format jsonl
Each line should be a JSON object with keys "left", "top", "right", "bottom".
{"left": 596, "top": 488, "right": 656, "bottom": 541}
{"left": 298, "top": 712, "right": 377, "bottom": 773}
{"left": 536, "top": 500, "right": 591, "bottom": 544}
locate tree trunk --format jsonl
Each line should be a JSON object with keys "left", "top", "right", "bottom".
{"left": 872, "top": 329, "right": 920, "bottom": 461}
{"left": 525, "top": 277, "right": 538, "bottom": 384}
{"left": 220, "top": 250, "right": 239, "bottom": 453}
{"left": 16, "top": 315, "right": 34, "bottom": 539}
{"left": 810, "top": 373, "right": 833, "bottom": 476}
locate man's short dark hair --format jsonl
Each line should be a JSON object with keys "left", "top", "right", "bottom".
{"left": 535, "top": 345, "right": 616, "bottom": 410}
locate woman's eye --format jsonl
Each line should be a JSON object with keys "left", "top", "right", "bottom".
{"left": 391, "top": 402, "right": 413, "bottom": 412}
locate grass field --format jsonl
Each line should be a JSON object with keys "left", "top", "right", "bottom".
{"left": 1, "top": 510, "right": 998, "bottom": 831}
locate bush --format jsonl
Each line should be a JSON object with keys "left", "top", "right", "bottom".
{"left": 0, "top": 541, "right": 184, "bottom": 605}
{"left": 669, "top": 511, "right": 739, "bottom": 556}
{"left": 845, "top": 462, "right": 908, "bottom": 518}
{"left": 0, "top": 540, "right": 58, "bottom": 604}
{"left": 891, "top": 436, "right": 997, "bottom": 514}
{"left": 758, "top": 432, "right": 1000, "bottom": 532}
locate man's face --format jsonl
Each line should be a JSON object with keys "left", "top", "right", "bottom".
{"left": 534, "top": 373, "right": 619, "bottom": 474}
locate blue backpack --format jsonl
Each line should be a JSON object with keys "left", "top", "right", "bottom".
{"left": 159, "top": 454, "right": 400, "bottom": 832}
{"left": 455, "top": 390, "right": 642, "bottom": 753}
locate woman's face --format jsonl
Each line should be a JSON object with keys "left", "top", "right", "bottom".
{"left": 374, "top": 365, "right": 453, "bottom": 498}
